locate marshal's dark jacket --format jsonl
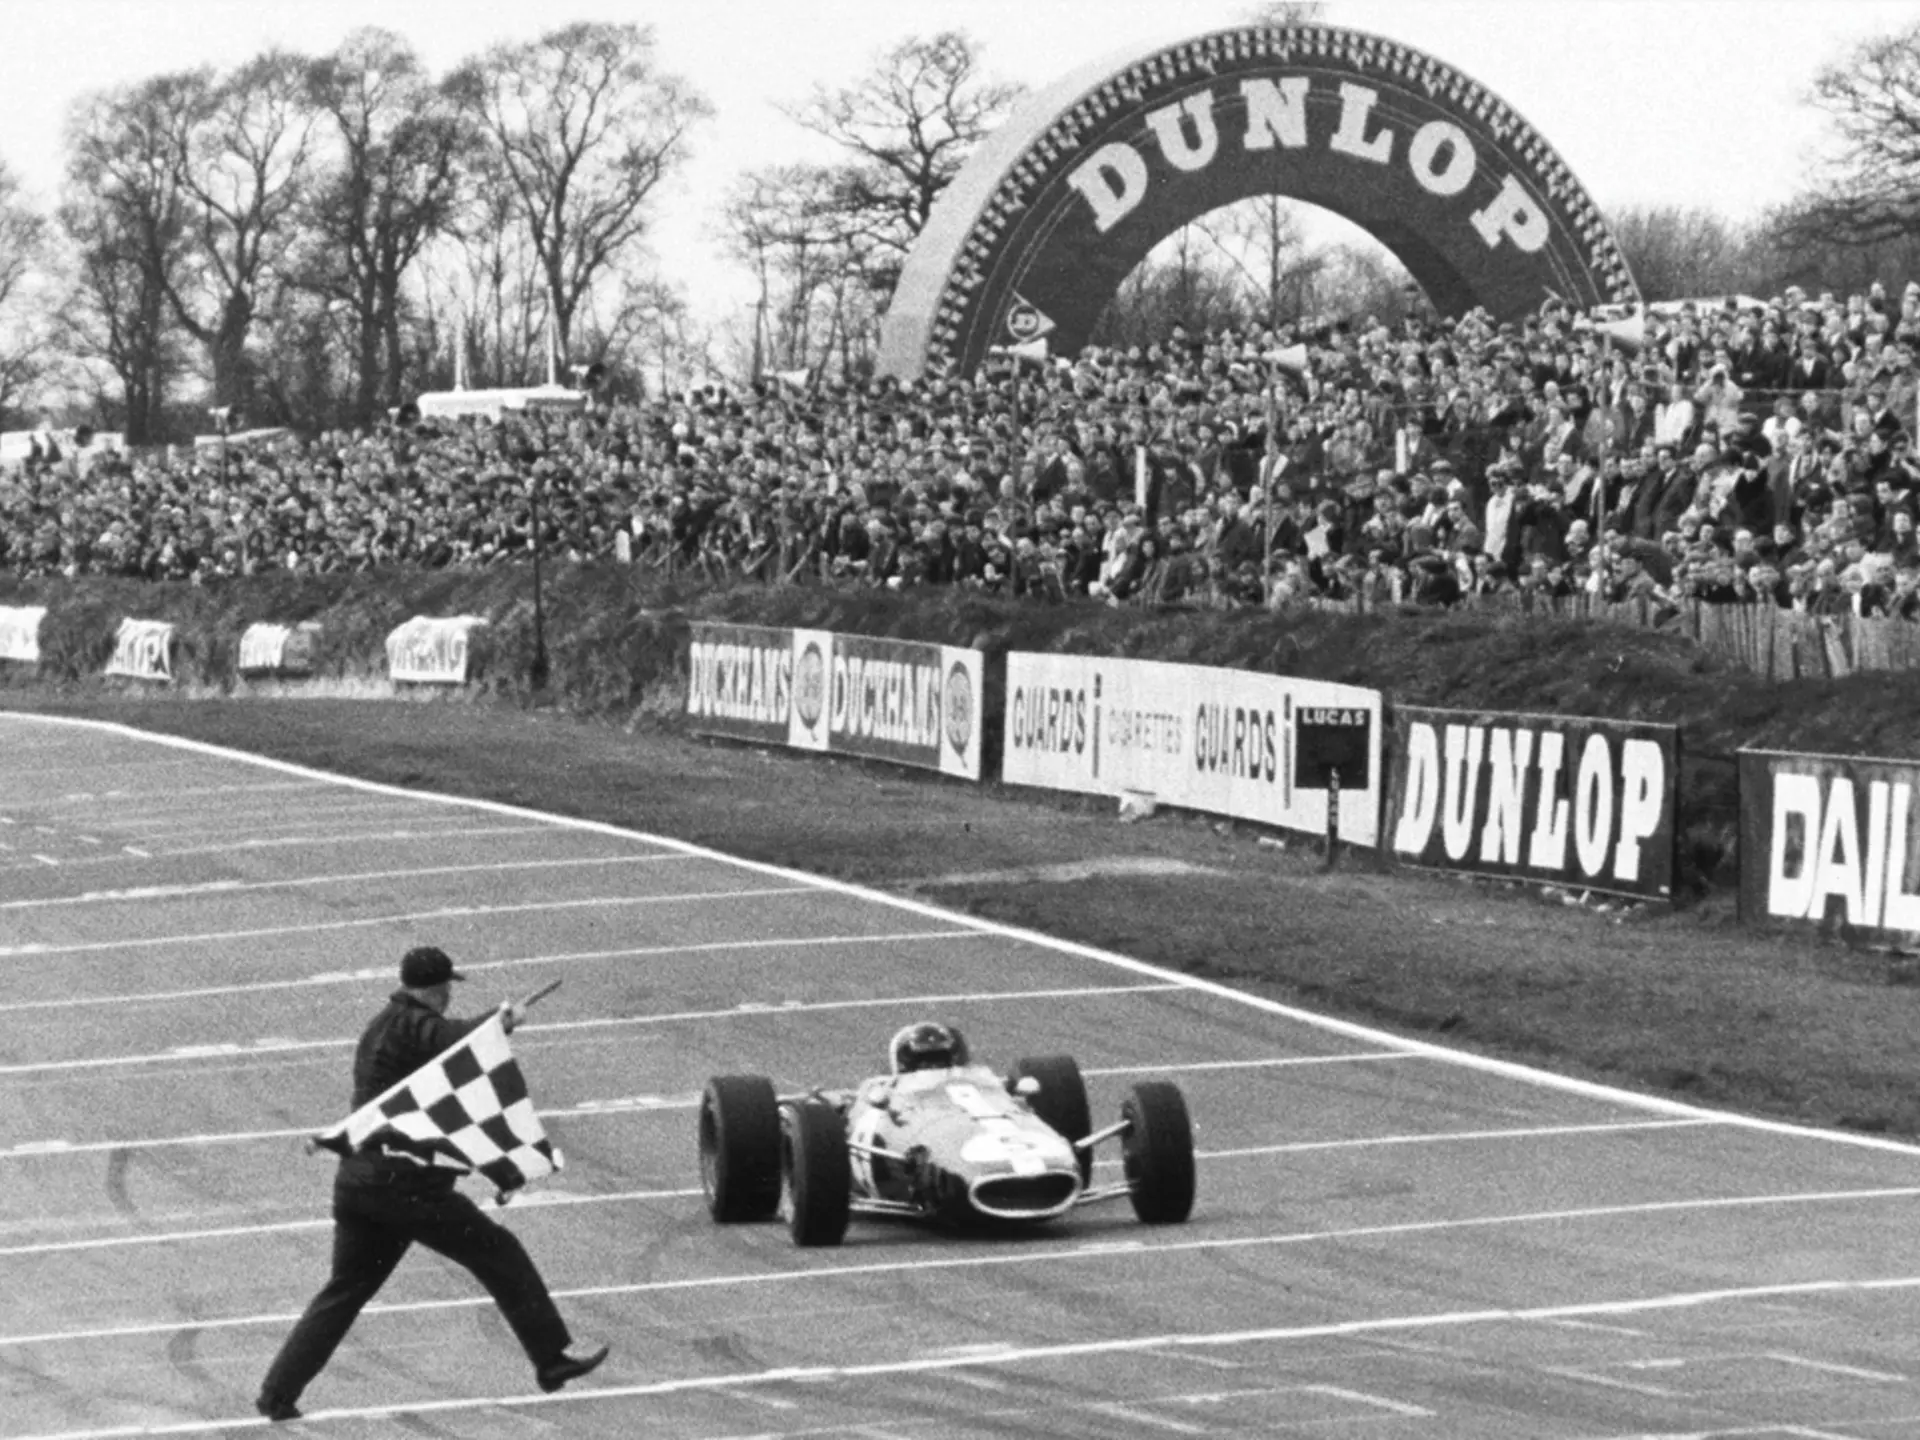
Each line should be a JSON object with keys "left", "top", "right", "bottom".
{"left": 340, "top": 991, "right": 491, "bottom": 1190}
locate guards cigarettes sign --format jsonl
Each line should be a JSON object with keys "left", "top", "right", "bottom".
{"left": 1000, "top": 652, "right": 1382, "bottom": 843}
{"left": 0, "top": 605, "right": 45, "bottom": 663}
{"left": 687, "top": 622, "right": 982, "bottom": 780}
{"left": 1385, "top": 707, "right": 1677, "bottom": 899}
{"left": 1739, "top": 748, "right": 1920, "bottom": 948}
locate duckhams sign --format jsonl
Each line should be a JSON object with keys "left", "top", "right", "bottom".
{"left": 1739, "top": 749, "right": 1920, "bottom": 949}
{"left": 880, "top": 23, "right": 1637, "bottom": 378}
{"left": 1001, "top": 652, "right": 1382, "bottom": 843}
{"left": 1385, "top": 708, "right": 1677, "bottom": 900}
{"left": 687, "top": 621, "right": 983, "bottom": 780}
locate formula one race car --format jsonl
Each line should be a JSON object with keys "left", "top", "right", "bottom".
{"left": 698, "top": 1022, "right": 1195, "bottom": 1247}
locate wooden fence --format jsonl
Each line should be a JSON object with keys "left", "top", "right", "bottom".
{"left": 1312, "top": 589, "right": 1920, "bottom": 680}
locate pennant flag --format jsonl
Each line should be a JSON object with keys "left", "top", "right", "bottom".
{"left": 313, "top": 1012, "right": 561, "bottom": 1200}
{"left": 1003, "top": 294, "right": 1057, "bottom": 344}
{"left": 772, "top": 367, "right": 812, "bottom": 391}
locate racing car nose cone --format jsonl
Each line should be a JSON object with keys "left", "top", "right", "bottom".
{"left": 969, "top": 1171, "right": 1080, "bottom": 1219}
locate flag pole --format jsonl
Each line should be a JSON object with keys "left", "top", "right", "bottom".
{"left": 518, "top": 978, "right": 563, "bottom": 1011}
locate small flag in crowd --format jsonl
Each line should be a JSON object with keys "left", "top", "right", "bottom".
{"left": 313, "top": 1012, "right": 562, "bottom": 1199}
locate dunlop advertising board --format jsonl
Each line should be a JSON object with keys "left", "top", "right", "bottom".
{"left": 1739, "top": 748, "right": 1920, "bottom": 950}
{"left": 1385, "top": 707, "right": 1677, "bottom": 900}
{"left": 1000, "top": 652, "right": 1381, "bottom": 844}
{"left": 686, "top": 622, "right": 982, "bottom": 780}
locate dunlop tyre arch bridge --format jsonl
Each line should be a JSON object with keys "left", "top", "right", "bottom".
{"left": 879, "top": 23, "right": 1639, "bottom": 379}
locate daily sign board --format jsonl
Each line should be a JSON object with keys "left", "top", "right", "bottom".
{"left": 1000, "top": 652, "right": 1382, "bottom": 844}
{"left": 1384, "top": 707, "right": 1677, "bottom": 900}
{"left": 686, "top": 621, "right": 983, "bottom": 780}
{"left": 1739, "top": 747, "right": 1920, "bottom": 949}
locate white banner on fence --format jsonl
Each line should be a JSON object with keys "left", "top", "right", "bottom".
{"left": 1002, "top": 652, "right": 1382, "bottom": 844}
{"left": 104, "top": 618, "right": 175, "bottom": 682}
{"left": 386, "top": 615, "right": 486, "bottom": 685}
{"left": 237, "top": 621, "right": 320, "bottom": 676}
{"left": 0, "top": 605, "right": 45, "bottom": 662}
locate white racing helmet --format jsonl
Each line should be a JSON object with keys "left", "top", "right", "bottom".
{"left": 889, "top": 1021, "right": 969, "bottom": 1075}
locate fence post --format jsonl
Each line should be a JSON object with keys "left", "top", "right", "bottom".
{"left": 1323, "top": 766, "right": 1340, "bottom": 871}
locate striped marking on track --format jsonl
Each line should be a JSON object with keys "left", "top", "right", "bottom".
{"left": 0, "top": 1052, "right": 1416, "bottom": 1160}
{"left": 0, "top": 1116, "right": 1718, "bottom": 1256}
{"left": 0, "top": 929, "right": 986, "bottom": 1013}
{"left": 0, "top": 852, "right": 691, "bottom": 910}
{"left": 0, "top": 885, "right": 818, "bottom": 960}
{"left": 0, "top": 982, "right": 1185, "bottom": 1078}
{"left": 7, "top": 1186, "right": 1920, "bottom": 1353}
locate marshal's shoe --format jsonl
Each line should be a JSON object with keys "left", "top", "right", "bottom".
{"left": 255, "top": 1394, "right": 302, "bottom": 1422}
{"left": 537, "top": 1343, "right": 610, "bottom": 1393}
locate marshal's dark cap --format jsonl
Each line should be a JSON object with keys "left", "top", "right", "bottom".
{"left": 400, "top": 946, "right": 465, "bottom": 987}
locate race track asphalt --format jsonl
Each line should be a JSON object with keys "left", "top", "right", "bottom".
{"left": 4, "top": 711, "right": 1920, "bottom": 1439}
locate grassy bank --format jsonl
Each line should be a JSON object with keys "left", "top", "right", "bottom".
{"left": 9, "top": 562, "right": 1920, "bottom": 891}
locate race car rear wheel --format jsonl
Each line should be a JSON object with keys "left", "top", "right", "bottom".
{"left": 699, "top": 1075, "right": 781, "bottom": 1222}
{"left": 1008, "top": 1054, "right": 1092, "bottom": 1184}
{"left": 1122, "top": 1081, "right": 1195, "bottom": 1225}
{"left": 782, "top": 1100, "right": 851, "bottom": 1247}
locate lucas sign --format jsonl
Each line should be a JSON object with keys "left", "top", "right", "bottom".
{"left": 1385, "top": 708, "right": 1677, "bottom": 900}
{"left": 1740, "top": 749, "right": 1920, "bottom": 948}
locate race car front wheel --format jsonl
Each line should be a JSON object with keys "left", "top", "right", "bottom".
{"left": 700, "top": 1075, "right": 782, "bottom": 1222}
{"left": 782, "top": 1100, "right": 852, "bottom": 1247}
{"left": 1122, "top": 1081, "right": 1196, "bottom": 1225}
{"left": 1008, "top": 1054, "right": 1093, "bottom": 1184}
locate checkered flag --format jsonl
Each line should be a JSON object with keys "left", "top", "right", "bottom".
{"left": 313, "top": 1011, "right": 562, "bottom": 1199}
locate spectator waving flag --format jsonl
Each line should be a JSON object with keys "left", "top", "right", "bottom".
{"left": 313, "top": 1011, "right": 562, "bottom": 1199}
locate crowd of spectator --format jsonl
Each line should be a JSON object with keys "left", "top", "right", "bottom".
{"left": 6, "top": 275, "right": 1920, "bottom": 619}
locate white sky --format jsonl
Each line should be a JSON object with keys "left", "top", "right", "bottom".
{"left": 4, "top": 0, "right": 1912, "bottom": 333}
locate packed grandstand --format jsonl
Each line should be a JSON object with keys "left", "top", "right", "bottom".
{"left": 4, "top": 282, "right": 1918, "bottom": 620}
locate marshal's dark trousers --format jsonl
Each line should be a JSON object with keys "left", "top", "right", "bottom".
{"left": 259, "top": 1159, "right": 572, "bottom": 1407}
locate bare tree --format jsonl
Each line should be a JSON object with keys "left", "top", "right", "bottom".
{"left": 0, "top": 162, "right": 52, "bottom": 428}
{"left": 61, "top": 83, "right": 192, "bottom": 443}
{"left": 1607, "top": 204, "right": 1755, "bottom": 302}
{"left": 724, "top": 165, "right": 861, "bottom": 378}
{"left": 1792, "top": 23, "right": 1920, "bottom": 249}
{"left": 303, "top": 29, "right": 474, "bottom": 423}
{"left": 782, "top": 30, "right": 1022, "bottom": 277}
{"left": 1189, "top": 197, "right": 1313, "bottom": 330}
{"left": 160, "top": 53, "right": 319, "bottom": 413}
{"left": 419, "top": 180, "right": 547, "bottom": 389}
{"left": 447, "top": 22, "right": 710, "bottom": 358}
